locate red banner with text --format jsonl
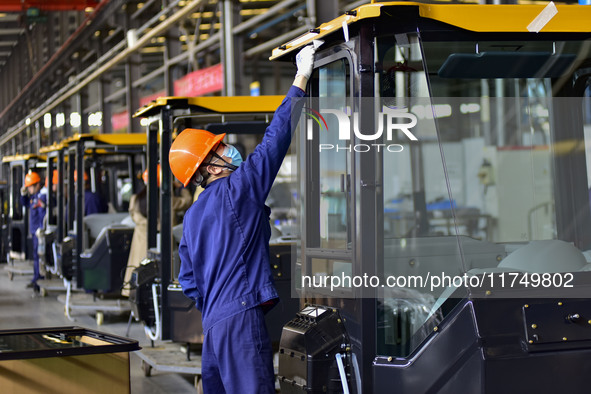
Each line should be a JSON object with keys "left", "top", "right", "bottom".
{"left": 112, "top": 64, "right": 224, "bottom": 131}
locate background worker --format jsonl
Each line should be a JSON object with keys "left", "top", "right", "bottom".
{"left": 169, "top": 45, "right": 314, "bottom": 393}
{"left": 20, "top": 172, "right": 46, "bottom": 291}
{"left": 41, "top": 169, "right": 58, "bottom": 208}
{"left": 38, "top": 169, "right": 59, "bottom": 274}
{"left": 122, "top": 165, "right": 192, "bottom": 296}
{"left": 75, "top": 170, "right": 108, "bottom": 215}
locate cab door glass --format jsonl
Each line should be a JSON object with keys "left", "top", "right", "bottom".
{"left": 317, "top": 59, "right": 352, "bottom": 250}
{"left": 375, "top": 34, "right": 459, "bottom": 357}
{"left": 300, "top": 55, "right": 354, "bottom": 296}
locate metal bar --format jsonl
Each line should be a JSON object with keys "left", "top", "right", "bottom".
{"left": 232, "top": 0, "right": 302, "bottom": 34}
{"left": 57, "top": 149, "right": 64, "bottom": 241}
{"left": 131, "top": 0, "right": 160, "bottom": 19}
{"left": 222, "top": 0, "right": 235, "bottom": 96}
{"left": 99, "top": 77, "right": 112, "bottom": 134}
{"left": 159, "top": 105, "right": 172, "bottom": 340}
{"left": 147, "top": 120, "right": 158, "bottom": 250}
{"left": 246, "top": 4, "right": 306, "bottom": 37}
{"left": 75, "top": 141, "right": 84, "bottom": 288}
{"left": 244, "top": 25, "right": 309, "bottom": 57}
{"left": 46, "top": 157, "right": 55, "bottom": 226}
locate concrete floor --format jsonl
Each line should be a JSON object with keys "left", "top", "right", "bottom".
{"left": 0, "top": 262, "right": 198, "bottom": 393}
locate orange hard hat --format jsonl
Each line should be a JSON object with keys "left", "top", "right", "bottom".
{"left": 24, "top": 172, "right": 41, "bottom": 187}
{"left": 73, "top": 170, "right": 89, "bottom": 182}
{"left": 45, "top": 169, "right": 58, "bottom": 187}
{"left": 143, "top": 164, "right": 161, "bottom": 187}
{"left": 169, "top": 129, "right": 225, "bottom": 187}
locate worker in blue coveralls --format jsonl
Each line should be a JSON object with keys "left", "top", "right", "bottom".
{"left": 20, "top": 172, "right": 46, "bottom": 291}
{"left": 169, "top": 45, "right": 315, "bottom": 393}
{"left": 76, "top": 170, "right": 108, "bottom": 215}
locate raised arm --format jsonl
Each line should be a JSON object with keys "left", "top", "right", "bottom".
{"left": 235, "top": 45, "right": 315, "bottom": 202}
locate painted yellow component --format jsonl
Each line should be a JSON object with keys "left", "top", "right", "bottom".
{"left": 417, "top": 4, "right": 591, "bottom": 33}
{"left": 39, "top": 142, "right": 66, "bottom": 154}
{"left": 133, "top": 95, "right": 284, "bottom": 118}
{"left": 133, "top": 97, "right": 193, "bottom": 118}
{"left": 271, "top": 2, "right": 591, "bottom": 59}
{"left": 92, "top": 133, "right": 146, "bottom": 145}
{"left": 61, "top": 133, "right": 93, "bottom": 145}
{"left": 270, "top": 3, "right": 382, "bottom": 60}
{"left": 2, "top": 154, "right": 46, "bottom": 163}
{"left": 61, "top": 133, "right": 146, "bottom": 146}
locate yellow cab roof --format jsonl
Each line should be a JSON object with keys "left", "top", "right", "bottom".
{"left": 271, "top": 1, "right": 591, "bottom": 59}
{"left": 2, "top": 153, "right": 46, "bottom": 163}
{"left": 133, "top": 95, "right": 284, "bottom": 118}
{"left": 61, "top": 133, "right": 147, "bottom": 146}
{"left": 39, "top": 142, "right": 67, "bottom": 154}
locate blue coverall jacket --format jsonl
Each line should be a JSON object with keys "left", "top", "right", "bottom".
{"left": 21, "top": 191, "right": 46, "bottom": 235}
{"left": 21, "top": 190, "right": 46, "bottom": 283}
{"left": 84, "top": 190, "right": 107, "bottom": 215}
{"left": 178, "top": 85, "right": 305, "bottom": 333}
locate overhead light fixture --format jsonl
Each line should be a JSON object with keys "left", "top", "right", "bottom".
{"left": 43, "top": 114, "right": 52, "bottom": 129}
{"left": 70, "top": 113, "right": 81, "bottom": 128}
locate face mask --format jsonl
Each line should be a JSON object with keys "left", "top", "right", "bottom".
{"left": 222, "top": 144, "right": 243, "bottom": 167}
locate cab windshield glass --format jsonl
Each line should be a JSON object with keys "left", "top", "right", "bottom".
{"left": 375, "top": 35, "right": 591, "bottom": 357}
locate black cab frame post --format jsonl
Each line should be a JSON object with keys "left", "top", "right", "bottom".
{"left": 160, "top": 105, "right": 173, "bottom": 340}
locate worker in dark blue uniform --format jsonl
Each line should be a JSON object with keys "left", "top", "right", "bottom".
{"left": 20, "top": 172, "right": 47, "bottom": 291}
{"left": 169, "top": 45, "right": 315, "bottom": 393}
{"left": 76, "top": 170, "right": 108, "bottom": 215}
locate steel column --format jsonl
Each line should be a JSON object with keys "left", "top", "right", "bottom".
{"left": 74, "top": 140, "right": 84, "bottom": 288}
{"left": 314, "top": 0, "right": 338, "bottom": 24}
{"left": 164, "top": 25, "right": 182, "bottom": 96}
{"left": 57, "top": 149, "right": 65, "bottom": 241}
{"left": 222, "top": 0, "right": 236, "bottom": 96}
{"left": 147, "top": 121, "right": 158, "bottom": 250}
{"left": 159, "top": 105, "right": 173, "bottom": 340}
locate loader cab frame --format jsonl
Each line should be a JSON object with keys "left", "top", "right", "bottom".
{"left": 59, "top": 133, "right": 146, "bottom": 288}
{"left": 133, "top": 95, "right": 299, "bottom": 342}
{"left": 39, "top": 143, "right": 67, "bottom": 247}
{"left": 273, "top": 2, "right": 591, "bottom": 393}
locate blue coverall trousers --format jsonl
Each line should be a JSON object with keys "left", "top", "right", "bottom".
{"left": 31, "top": 234, "right": 40, "bottom": 283}
{"left": 201, "top": 306, "right": 275, "bottom": 393}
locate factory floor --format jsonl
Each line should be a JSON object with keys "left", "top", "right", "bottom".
{"left": 0, "top": 262, "right": 198, "bottom": 393}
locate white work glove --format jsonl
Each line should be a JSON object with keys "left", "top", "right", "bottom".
{"left": 20, "top": 186, "right": 27, "bottom": 196}
{"left": 295, "top": 45, "right": 316, "bottom": 79}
